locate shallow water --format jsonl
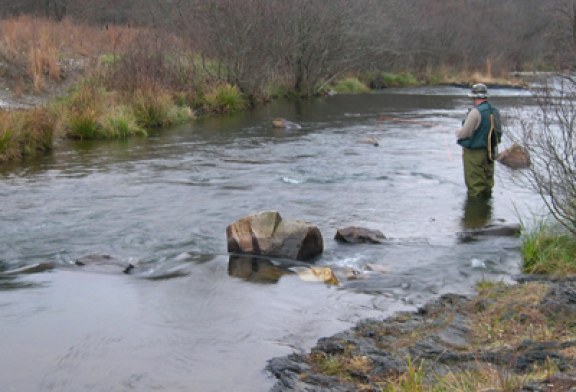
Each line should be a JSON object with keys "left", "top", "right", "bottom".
{"left": 0, "top": 86, "right": 544, "bottom": 391}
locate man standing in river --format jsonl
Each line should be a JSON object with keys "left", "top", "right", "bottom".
{"left": 456, "top": 83, "right": 502, "bottom": 198}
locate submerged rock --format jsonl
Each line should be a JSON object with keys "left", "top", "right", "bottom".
{"left": 335, "top": 226, "right": 387, "bottom": 244}
{"left": 226, "top": 211, "right": 323, "bottom": 261}
{"left": 457, "top": 223, "right": 521, "bottom": 242}
{"left": 75, "top": 254, "right": 139, "bottom": 274}
{"left": 272, "top": 118, "right": 302, "bottom": 129}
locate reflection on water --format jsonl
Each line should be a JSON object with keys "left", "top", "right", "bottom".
{"left": 228, "top": 255, "right": 294, "bottom": 283}
{"left": 462, "top": 196, "right": 493, "bottom": 229}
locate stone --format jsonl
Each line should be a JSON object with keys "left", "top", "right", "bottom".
{"left": 226, "top": 211, "right": 323, "bottom": 261}
{"left": 291, "top": 266, "right": 339, "bottom": 285}
{"left": 497, "top": 143, "right": 530, "bottom": 169}
{"left": 75, "top": 254, "right": 138, "bottom": 274}
{"left": 334, "top": 226, "right": 386, "bottom": 244}
{"left": 272, "top": 118, "right": 301, "bottom": 129}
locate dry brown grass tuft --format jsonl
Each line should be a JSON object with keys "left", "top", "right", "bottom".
{"left": 467, "top": 282, "right": 561, "bottom": 349}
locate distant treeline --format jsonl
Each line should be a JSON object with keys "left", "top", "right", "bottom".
{"left": 0, "top": 0, "right": 575, "bottom": 97}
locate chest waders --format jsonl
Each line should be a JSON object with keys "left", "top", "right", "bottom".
{"left": 459, "top": 102, "right": 501, "bottom": 197}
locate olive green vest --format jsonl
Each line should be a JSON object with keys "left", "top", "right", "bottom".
{"left": 458, "top": 102, "right": 501, "bottom": 150}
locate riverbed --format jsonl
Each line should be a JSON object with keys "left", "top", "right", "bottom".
{"left": 0, "top": 86, "right": 544, "bottom": 391}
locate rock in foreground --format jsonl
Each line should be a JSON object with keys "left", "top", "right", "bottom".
{"left": 226, "top": 211, "right": 323, "bottom": 261}
{"left": 266, "top": 279, "right": 576, "bottom": 391}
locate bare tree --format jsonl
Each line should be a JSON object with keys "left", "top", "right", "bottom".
{"left": 515, "top": 77, "right": 576, "bottom": 235}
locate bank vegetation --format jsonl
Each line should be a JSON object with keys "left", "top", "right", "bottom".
{"left": 1, "top": 0, "right": 575, "bottom": 162}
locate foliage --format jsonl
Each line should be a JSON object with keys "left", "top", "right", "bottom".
{"left": 131, "top": 89, "right": 174, "bottom": 128}
{"left": 0, "top": 108, "right": 55, "bottom": 161}
{"left": 332, "top": 77, "right": 371, "bottom": 94}
{"left": 204, "top": 84, "right": 246, "bottom": 114}
{"left": 521, "top": 222, "right": 576, "bottom": 275}
{"left": 381, "top": 73, "right": 419, "bottom": 88}
{"left": 100, "top": 106, "right": 146, "bottom": 139}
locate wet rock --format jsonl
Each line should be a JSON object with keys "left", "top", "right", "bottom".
{"left": 0, "top": 262, "right": 55, "bottom": 275}
{"left": 497, "top": 143, "right": 530, "bottom": 169}
{"left": 457, "top": 223, "right": 521, "bottom": 241}
{"left": 272, "top": 118, "right": 302, "bottom": 129}
{"left": 334, "top": 226, "right": 386, "bottom": 244}
{"left": 75, "top": 254, "right": 139, "bottom": 274}
{"left": 226, "top": 211, "right": 323, "bottom": 261}
{"left": 290, "top": 266, "right": 339, "bottom": 285}
{"left": 266, "top": 282, "right": 576, "bottom": 391}
{"left": 356, "top": 137, "right": 379, "bottom": 146}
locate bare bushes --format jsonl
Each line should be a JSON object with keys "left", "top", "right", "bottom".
{"left": 514, "top": 77, "right": 576, "bottom": 236}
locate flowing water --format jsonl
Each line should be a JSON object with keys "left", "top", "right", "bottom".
{"left": 0, "top": 86, "right": 544, "bottom": 391}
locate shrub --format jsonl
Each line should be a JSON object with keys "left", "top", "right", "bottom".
{"left": 100, "top": 106, "right": 146, "bottom": 138}
{"left": 381, "top": 72, "right": 419, "bottom": 87}
{"left": 204, "top": 84, "right": 246, "bottom": 114}
{"left": 0, "top": 108, "right": 55, "bottom": 160}
{"left": 131, "top": 89, "right": 174, "bottom": 128}
{"left": 332, "top": 77, "right": 371, "bottom": 94}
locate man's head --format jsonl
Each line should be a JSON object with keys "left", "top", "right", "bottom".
{"left": 468, "top": 83, "right": 488, "bottom": 100}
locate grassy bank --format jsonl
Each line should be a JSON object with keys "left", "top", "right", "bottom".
{"left": 0, "top": 16, "right": 526, "bottom": 163}
{"left": 521, "top": 223, "right": 576, "bottom": 276}
{"left": 295, "top": 222, "right": 576, "bottom": 391}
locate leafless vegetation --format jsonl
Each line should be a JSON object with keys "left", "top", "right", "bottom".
{"left": 514, "top": 77, "right": 576, "bottom": 236}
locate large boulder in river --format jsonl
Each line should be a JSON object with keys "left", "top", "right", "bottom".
{"left": 497, "top": 144, "right": 530, "bottom": 169}
{"left": 226, "top": 211, "right": 323, "bottom": 261}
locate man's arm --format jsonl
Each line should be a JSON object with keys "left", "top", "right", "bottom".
{"left": 456, "top": 108, "right": 481, "bottom": 139}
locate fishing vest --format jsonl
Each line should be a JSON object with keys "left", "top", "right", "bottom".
{"left": 457, "top": 102, "right": 501, "bottom": 152}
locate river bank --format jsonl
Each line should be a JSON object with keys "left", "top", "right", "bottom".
{"left": 267, "top": 275, "right": 576, "bottom": 391}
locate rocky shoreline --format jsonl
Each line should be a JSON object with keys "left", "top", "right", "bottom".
{"left": 266, "top": 276, "right": 576, "bottom": 391}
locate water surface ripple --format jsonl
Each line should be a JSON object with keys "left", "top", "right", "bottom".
{"left": 0, "top": 87, "right": 542, "bottom": 391}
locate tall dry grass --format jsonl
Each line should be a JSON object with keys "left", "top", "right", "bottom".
{"left": 0, "top": 16, "right": 142, "bottom": 92}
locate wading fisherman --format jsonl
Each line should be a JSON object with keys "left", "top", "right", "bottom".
{"left": 456, "top": 83, "right": 502, "bottom": 198}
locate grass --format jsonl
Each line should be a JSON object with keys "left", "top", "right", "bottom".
{"left": 308, "top": 348, "right": 373, "bottom": 386}
{"left": 468, "top": 281, "right": 553, "bottom": 348}
{"left": 521, "top": 223, "right": 576, "bottom": 276}
{"left": 383, "top": 357, "right": 426, "bottom": 392}
{"left": 0, "top": 108, "right": 55, "bottom": 161}
{"left": 203, "top": 84, "right": 246, "bottom": 113}
{"left": 331, "top": 77, "right": 371, "bottom": 94}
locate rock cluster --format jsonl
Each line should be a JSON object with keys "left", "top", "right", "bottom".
{"left": 266, "top": 279, "right": 576, "bottom": 391}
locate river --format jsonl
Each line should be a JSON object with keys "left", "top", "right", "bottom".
{"left": 0, "top": 86, "right": 544, "bottom": 391}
